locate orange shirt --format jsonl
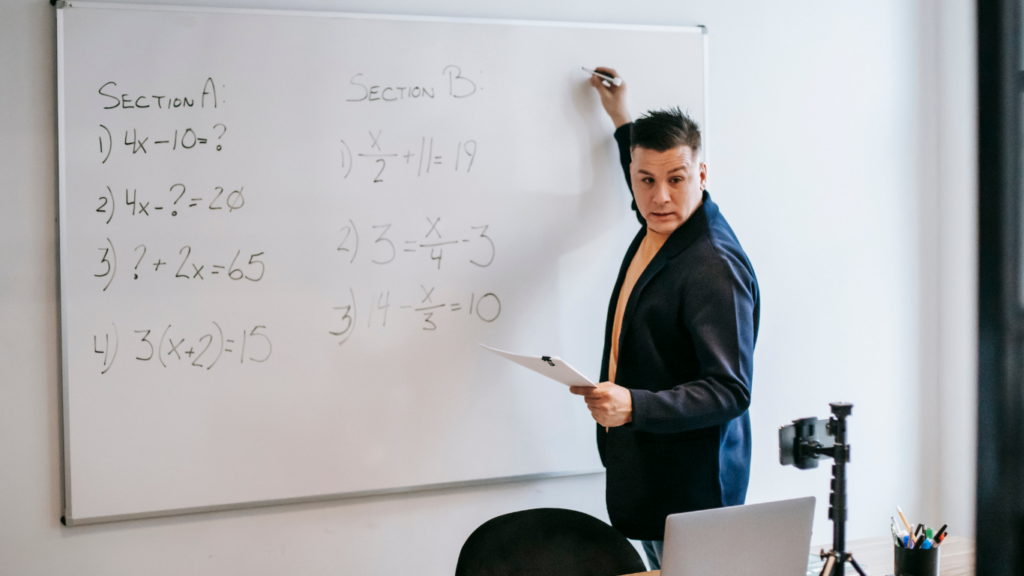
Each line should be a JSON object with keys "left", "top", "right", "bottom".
{"left": 609, "top": 229, "right": 669, "bottom": 383}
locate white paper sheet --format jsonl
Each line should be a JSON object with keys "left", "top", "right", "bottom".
{"left": 480, "top": 344, "right": 597, "bottom": 388}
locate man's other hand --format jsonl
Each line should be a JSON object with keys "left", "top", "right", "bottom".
{"left": 570, "top": 381, "right": 633, "bottom": 427}
{"left": 588, "top": 67, "right": 631, "bottom": 129}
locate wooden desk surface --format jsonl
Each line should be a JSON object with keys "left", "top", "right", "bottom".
{"left": 622, "top": 535, "right": 973, "bottom": 576}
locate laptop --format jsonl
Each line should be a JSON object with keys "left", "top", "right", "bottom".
{"left": 660, "top": 497, "right": 816, "bottom": 576}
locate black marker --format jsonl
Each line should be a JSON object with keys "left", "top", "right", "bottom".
{"left": 581, "top": 67, "right": 623, "bottom": 87}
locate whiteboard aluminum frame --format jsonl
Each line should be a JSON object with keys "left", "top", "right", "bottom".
{"left": 54, "top": 0, "right": 709, "bottom": 526}
{"left": 61, "top": 469, "right": 605, "bottom": 527}
{"left": 56, "top": 3, "right": 76, "bottom": 526}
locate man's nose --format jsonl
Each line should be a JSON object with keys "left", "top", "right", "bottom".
{"left": 654, "top": 182, "right": 672, "bottom": 204}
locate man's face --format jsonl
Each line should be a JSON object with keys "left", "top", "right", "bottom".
{"left": 630, "top": 145, "right": 707, "bottom": 236}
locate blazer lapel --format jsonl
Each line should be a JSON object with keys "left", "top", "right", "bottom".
{"left": 615, "top": 191, "right": 717, "bottom": 357}
{"left": 601, "top": 227, "right": 646, "bottom": 381}
{"left": 617, "top": 251, "right": 667, "bottom": 355}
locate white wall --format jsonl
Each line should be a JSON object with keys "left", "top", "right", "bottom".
{"left": 0, "top": 0, "right": 976, "bottom": 573}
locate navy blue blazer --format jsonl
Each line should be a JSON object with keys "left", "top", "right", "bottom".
{"left": 597, "top": 124, "right": 760, "bottom": 540}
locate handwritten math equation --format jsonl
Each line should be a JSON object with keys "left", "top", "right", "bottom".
{"left": 339, "top": 130, "right": 477, "bottom": 183}
{"left": 337, "top": 217, "right": 494, "bottom": 270}
{"left": 91, "top": 321, "right": 271, "bottom": 375}
{"left": 93, "top": 239, "right": 265, "bottom": 291}
{"left": 95, "top": 183, "right": 245, "bottom": 224}
{"left": 96, "top": 123, "right": 228, "bottom": 163}
{"left": 330, "top": 286, "right": 501, "bottom": 345}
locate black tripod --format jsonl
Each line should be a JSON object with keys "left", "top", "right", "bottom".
{"left": 808, "top": 403, "right": 867, "bottom": 576}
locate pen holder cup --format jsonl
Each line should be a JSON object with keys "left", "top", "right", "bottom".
{"left": 894, "top": 544, "right": 940, "bottom": 576}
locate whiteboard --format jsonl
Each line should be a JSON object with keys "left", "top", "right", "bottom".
{"left": 56, "top": 1, "right": 707, "bottom": 525}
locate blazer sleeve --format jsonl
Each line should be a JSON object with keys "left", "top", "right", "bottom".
{"left": 613, "top": 123, "right": 646, "bottom": 226}
{"left": 628, "top": 256, "right": 757, "bottom": 433}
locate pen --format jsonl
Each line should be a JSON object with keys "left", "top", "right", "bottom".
{"left": 896, "top": 507, "right": 915, "bottom": 538}
{"left": 915, "top": 533, "right": 926, "bottom": 548}
{"left": 933, "top": 524, "right": 947, "bottom": 540}
{"left": 890, "top": 521, "right": 903, "bottom": 547}
{"left": 922, "top": 538, "right": 933, "bottom": 549}
{"left": 581, "top": 67, "right": 623, "bottom": 87}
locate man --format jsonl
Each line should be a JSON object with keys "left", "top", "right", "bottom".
{"left": 570, "top": 68, "right": 759, "bottom": 570}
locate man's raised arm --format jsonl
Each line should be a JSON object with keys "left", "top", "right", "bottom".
{"left": 590, "top": 67, "right": 645, "bottom": 225}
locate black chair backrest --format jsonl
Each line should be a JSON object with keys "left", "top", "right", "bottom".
{"left": 455, "top": 508, "right": 646, "bottom": 576}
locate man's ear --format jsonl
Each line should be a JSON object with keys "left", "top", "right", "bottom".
{"left": 699, "top": 162, "right": 708, "bottom": 190}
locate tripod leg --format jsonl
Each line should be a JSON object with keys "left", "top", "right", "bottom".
{"left": 819, "top": 552, "right": 837, "bottom": 576}
{"left": 846, "top": 554, "right": 868, "bottom": 576}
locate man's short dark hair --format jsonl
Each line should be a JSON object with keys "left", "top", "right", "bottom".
{"left": 630, "top": 107, "right": 702, "bottom": 159}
